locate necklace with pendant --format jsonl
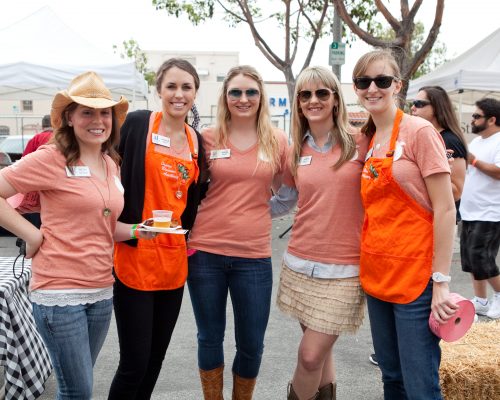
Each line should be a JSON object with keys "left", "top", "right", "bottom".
{"left": 374, "top": 135, "right": 391, "bottom": 150}
{"left": 87, "top": 156, "right": 112, "bottom": 217}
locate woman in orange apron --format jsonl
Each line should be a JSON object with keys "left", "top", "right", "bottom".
{"left": 353, "top": 50, "right": 458, "bottom": 400}
{"left": 108, "top": 59, "right": 207, "bottom": 400}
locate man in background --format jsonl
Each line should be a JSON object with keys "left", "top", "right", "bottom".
{"left": 460, "top": 98, "right": 500, "bottom": 320}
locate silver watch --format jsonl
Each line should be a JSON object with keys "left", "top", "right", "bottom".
{"left": 432, "top": 272, "right": 451, "bottom": 283}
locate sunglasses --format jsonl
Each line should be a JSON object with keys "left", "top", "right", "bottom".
{"left": 227, "top": 88, "right": 260, "bottom": 99}
{"left": 297, "top": 88, "right": 335, "bottom": 103}
{"left": 472, "top": 113, "right": 486, "bottom": 120}
{"left": 412, "top": 100, "right": 431, "bottom": 108}
{"left": 353, "top": 75, "right": 395, "bottom": 90}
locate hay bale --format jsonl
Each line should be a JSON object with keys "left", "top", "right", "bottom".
{"left": 439, "top": 320, "right": 500, "bottom": 400}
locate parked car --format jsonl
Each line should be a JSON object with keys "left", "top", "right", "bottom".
{"left": 0, "top": 134, "right": 35, "bottom": 169}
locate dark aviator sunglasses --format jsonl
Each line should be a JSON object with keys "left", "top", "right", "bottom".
{"left": 227, "top": 88, "right": 260, "bottom": 99}
{"left": 412, "top": 100, "right": 431, "bottom": 108}
{"left": 353, "top": 75, "right": 395, "bottom": 90}
{"left": 297, "top": 88, "right": 335, "bottom": 103}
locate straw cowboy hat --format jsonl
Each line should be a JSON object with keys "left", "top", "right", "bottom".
{"left": 51, "top": 71, "right": 129, "bottom": 129}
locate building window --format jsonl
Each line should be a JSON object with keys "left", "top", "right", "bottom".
{"left": 21, "top": 100, "right": 33, "bottom": 112}
{"left": 216, "top": 74, "right": 226, "bottom": 82}
{"left": 0, "top": 125, "right": 9, "bottom": 135}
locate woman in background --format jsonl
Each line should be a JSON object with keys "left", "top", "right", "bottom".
{"left": 411, "top": 85, "right": 467, "bottom": 212}
{"left": 187, "top": 65, "right": 288, "bottom": 399}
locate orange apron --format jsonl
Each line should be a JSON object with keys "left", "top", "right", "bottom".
{"left": 360, "top": 109, "right": 433, "bottom": 304}
{"left": 114, "top": 112, "right": 199, "bottom": 290}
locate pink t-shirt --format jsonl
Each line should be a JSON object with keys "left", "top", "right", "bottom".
{"left": 285, "top": 133, "right": 369, "bottom": 264}
{"left": 1, "top": 145, "right": 124, "bottom": 290}
{"left": 368, "top": 115, "right": 450, "bottom": 210}
{"left": 188, "top": 127, "right": 288, "bottom": 258}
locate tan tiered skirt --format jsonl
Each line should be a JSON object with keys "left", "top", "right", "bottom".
{"left": 276, "top": 262, "right": 365, "bottom": 335}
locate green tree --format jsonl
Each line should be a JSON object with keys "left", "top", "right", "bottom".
{"left": 152, "top": 0, "right": 331, "bottom": 101}
{"left": 332, "top": 0, "right": 445, "bottom": 99}
{"left": 113, "top": 39, "right": 156, "bottom": 87}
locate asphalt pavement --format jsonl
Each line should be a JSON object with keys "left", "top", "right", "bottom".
{"left": 0, "top": 215, "right": 496, "bottom": 400}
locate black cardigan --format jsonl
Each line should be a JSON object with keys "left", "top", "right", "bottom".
{"left": 118, "top": 110, "right": 208, "bottom": 246}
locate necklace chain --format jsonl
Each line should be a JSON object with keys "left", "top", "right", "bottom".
{"left": 86, "top": 156, "right": 111, "bottom": 217}
{"left": 374, "top": 134, "right": 391, "bottom": 150}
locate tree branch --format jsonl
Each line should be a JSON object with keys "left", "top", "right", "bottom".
{"left": 400, "top": 0, "right": 409, "bottom": 18}
{"left": 332, "top": 0, "right": 403, "bottom": 47}
{"left": 301, "top": 0, "right": 329, "bottom": 70}
{"left": 216, "top": 0, "right": 246, "bottom": 23}
{"left": 408, "top": 0, "right": 444, "bottom": 77}
{"left": 374, "top": 0, "right": 400, "bottom": 31}
{"left": 408, "top": 0, "right": 423, "bottom": 21}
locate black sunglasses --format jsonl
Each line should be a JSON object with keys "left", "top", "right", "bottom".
{"left": 353, "top": 75, "right": 395, "bottom": 90}
{"left": 472, "top": 113, "right": 487, "bottom": 120}
{"left": 297, "top": 88, "right": 335, "bottom": 103}
{"left": 412, "top": 100, "right": 431, "bottom": 109}
{"left": 227, "top": 88, "right": 260, "bottom": 99}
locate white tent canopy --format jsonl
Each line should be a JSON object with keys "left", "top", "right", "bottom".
{"left": 0, "top": 6, "right": 148, "bottom": 103}
{"left": 408, "top": 27, "right": 500, "bottom": 104}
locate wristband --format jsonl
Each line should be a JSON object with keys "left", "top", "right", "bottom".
{"left": 471, "top": 158, "right": 477, "bottom": 167}
{"left": 130, "top": 223, "right": 138, "bottom": 239}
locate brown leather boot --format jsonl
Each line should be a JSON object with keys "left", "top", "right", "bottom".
{"left": 288, "top": 382, "right": 319, "bottom": 400}
{"left": 199, "top": 365, "right": 224, "bottom": 400}
{"left": 318, "top": 382, "right": 336, "bottom": 400}
{"left": 232, "top": 374, "right": 256, "bottom": 400}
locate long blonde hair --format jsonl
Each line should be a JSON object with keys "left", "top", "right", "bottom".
{"left": 290, "top": 66, "right": 355, "bottom": 175}
{"left": 352, "top": 49, "right": 402, "bottom": 138}
{"left": 215, "top": 65, "right": 280, "bottom": 173}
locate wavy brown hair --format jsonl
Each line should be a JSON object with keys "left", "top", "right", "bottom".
{"left": 52, "top": 103, "right": 121, "bottom": 168}
{"left": 419, "top": 86, "right": 468, "bottom": 154}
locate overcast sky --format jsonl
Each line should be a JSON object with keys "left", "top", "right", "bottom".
{"left": 1, "top": 1, "right": 498, "bottom": 82}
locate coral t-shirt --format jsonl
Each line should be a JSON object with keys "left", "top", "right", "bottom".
{"left": 284, "top": 133, "right": 369, "bottom": 264}
{"left": 188, "top": 127, "right": 288, "bottom": 258}
{"left": 1, "top": 145, "right": 124, "bottom": 290}
{"left": 367, "top": 115, "right": 450, "bottom": 210}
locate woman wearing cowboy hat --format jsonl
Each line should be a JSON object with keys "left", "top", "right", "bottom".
{"left": 0, "top": 71, "right": 153, "bottom": 400}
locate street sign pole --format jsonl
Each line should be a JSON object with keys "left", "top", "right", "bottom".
{"left": 331, "top": 11, "right": 342, "bottom": 80}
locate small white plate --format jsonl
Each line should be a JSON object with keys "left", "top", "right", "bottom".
{"left": 139, "top": 225, "right": 188, "bottom": 234}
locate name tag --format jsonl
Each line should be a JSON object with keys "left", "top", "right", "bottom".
{"left": 210, "top": 149, "right": 231, "bottom": 159}
{"left": 152, "top": 133, "right": 171, "bottom": 147}
{"left": 66, "top": 166, "right": 91, "bottom": 177}
{"left": 298, "top": 156, "right": 312, "bottom": 166}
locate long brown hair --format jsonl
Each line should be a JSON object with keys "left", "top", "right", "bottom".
{"left": 419, "top": 86, "right": 468, "bottom": 154}
{"left": 52, "top": 103, "right": 121, "bottom": 167}
{"left": 353, "top": 49, "right": 402, "bottom": 137}
{"left": 290, "top": 66, "right": 354, "bottom": 175}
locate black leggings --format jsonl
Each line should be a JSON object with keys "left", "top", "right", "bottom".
{"left": 108, "top": 277, "right": 184, "bottom": 400}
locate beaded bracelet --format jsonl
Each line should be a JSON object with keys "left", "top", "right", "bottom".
{"left": 130, "top": 223, "right": 138, "bottom": 239}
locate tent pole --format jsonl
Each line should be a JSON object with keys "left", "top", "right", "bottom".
{"left": 459, "top": 90, "right": 463, "bottom": 128}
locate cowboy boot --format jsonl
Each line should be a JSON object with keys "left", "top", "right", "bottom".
{"left": 318, "top": 382, "right": 336, "bottom": 400}
{"left": 287, "top": 382, "right": 319, "bottom": 400}
{"left": 232, "top": 374, "right": 256, "bottom": 400}
{"left": 199, "top": 365, "right": 224, "bottom": 400}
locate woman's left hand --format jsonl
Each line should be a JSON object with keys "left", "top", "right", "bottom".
{"left": 431, "top": 282, "right": 459, "bottom": 324}
{"left": 137, "top": 229, "right": 157, "bottom": 240}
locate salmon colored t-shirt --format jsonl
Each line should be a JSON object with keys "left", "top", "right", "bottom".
{"left": 367, "top": 115, "right": 450, "bottom": 211}
{"left": 188, "top": 127, "right": 288, "bottom": 258}
{"left": 284, "top": 133, "right": 369, "bottom": 264}
{"left": 1, "top": 145, "right": 124, "bottom": 290}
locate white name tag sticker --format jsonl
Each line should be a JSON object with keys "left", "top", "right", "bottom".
{"left": 298, "top": 155, "right": 312, "bottom": 166}
{"left": 65, "top": 166, "right": 91, "bottom": 177}
{"left": 210, "top": 149, "right": 231, "bottom": 159}
{"left": 152, "top": 133, "right": 171, "bottom": 147}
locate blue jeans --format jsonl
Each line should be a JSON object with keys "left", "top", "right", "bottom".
{"left": 33, "top": 299, "right": 113, "bottom": 400}
{"left": 367, "top": 282, "right": 442, "bottom": 400}
{"left": 187, "top": 250, "right": 272, "bottom": 378}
